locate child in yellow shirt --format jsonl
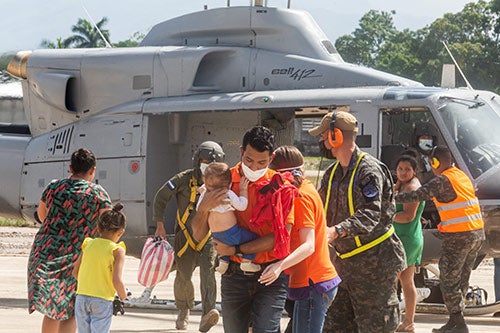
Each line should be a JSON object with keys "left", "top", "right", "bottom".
{"left": 73, "top": 203, "right": 127, "bottom": 333}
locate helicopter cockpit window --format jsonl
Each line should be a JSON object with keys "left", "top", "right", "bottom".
{"left": 438, "top": 98, "right": 500, "bottom": 178}
{"left": 321, "top": 40, "right": 338, "bottom": 55}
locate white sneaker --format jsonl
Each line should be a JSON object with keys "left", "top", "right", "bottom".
{"left": 240, "top": 262, "right": 261, "bottom": 273}
{"left": 216, "top": 260, "right": 229, "bottom": 274}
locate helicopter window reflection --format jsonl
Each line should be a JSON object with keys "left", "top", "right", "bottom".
{"left": 438, "top": 99, "right": 500, "bottom": 178}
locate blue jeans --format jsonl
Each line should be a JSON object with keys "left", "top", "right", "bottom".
{"left": 293, "top": 286, "right": 337, "bottom": 333}
{"left": 221, "top": 265, "right": 288, "bottom": 333}
{"left": 494, "top": 257, "right": 500, "bottom": 302}
{"left": 75, "top": 295, "right": 113, "bottom": 333}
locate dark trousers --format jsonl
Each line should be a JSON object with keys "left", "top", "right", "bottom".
{"left": 220, "top": 261, "right": 288, "bottom": 333}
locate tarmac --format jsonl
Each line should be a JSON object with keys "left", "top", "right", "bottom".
{"left": 1, "top": 254, "right": 499, "bottom": 332}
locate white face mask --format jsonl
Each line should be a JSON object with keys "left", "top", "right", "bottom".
{"left": 418, "top": 139, "right": 433, "bottom": 151}
{"left": 241, "top": 162, "right": 268, "bottom": 182}
{"left": 199, "top": 163, "right": 209, "bottom": 175}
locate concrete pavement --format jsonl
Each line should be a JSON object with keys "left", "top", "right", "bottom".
{"left": 1, "top": 255, "right": 499, "bottom": 332}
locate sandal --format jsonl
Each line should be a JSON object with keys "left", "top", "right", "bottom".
{"left": 396, "top": 323, "right": 415, "bottom": 332}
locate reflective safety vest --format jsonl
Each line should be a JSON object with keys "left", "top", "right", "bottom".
{"left": 324, "top": 152, "right": 395, "bottom": 259}
{"left": 435, "top": 166, "right": 483, "bottom": 233}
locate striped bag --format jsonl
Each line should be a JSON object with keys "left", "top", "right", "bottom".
{"left": 137, "top": 236, "right": 174, "bottom": 287}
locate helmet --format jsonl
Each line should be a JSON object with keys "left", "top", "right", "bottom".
{"left": 413, "top": 122, "right": 438, "bottom": 152}
{"left": 193, "top": 141, "right": 225, "bottom": 168}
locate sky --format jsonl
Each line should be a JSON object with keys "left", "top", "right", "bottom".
{"left": 1, "top": 0, "right": 479, "bottom": 54}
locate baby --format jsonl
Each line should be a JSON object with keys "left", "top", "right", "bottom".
{"left": 197, "top": 162, "right": 260, "bottom": 274}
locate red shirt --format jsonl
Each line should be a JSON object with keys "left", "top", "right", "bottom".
{"left": 230, "top": 162, "right": 294, "bottom": 264}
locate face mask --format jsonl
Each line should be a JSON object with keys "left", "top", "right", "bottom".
{"left": 241, "top": 162, "right": 268, "bottom": 182}
{"left": 418, "top": 139, "right": 433, "bottom": 152}
{"left": 199, "top": 163, "right": 209, "bottom": 175}
{"left": 319, "top": 140, "right": 334, "bottom": 159}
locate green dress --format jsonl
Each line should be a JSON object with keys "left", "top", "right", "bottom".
{"left": 28, "top": 178, "right": 111, "bottom": 320}
{"left": 393, "top": 201, "right": 425, "bottom": 266}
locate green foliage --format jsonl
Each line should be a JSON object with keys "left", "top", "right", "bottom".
{"left": 335, "top": 0, "right": 500, "bottom": 93}
{"left": 113, "top": 31, "right": 145, "bottom": 47}
{"left": 39, "top": 17, "right": 144, "bottom": 49}
{"left": 0, "top": 53, "right": 15, "bottom": 72}
{"left": 336, "top": 10, "right": 397, "bottom": 67}
{"left": 65, "top": 17, "right": 111, "bottom": 48}
{"left": 40, "top": 37, "right": 72, "bottom": 49}
{"left": 0, "top": 216, "right": 34, "bottom": 227}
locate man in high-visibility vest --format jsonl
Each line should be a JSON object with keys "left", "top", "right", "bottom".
{"left": 309, "top": 111, "right": 406, "bottom": 333}
{"left": 153, "top": 141, "right": 224, "bottom": 332}
{"left": 396, "top": 146, "right": 485, "bottom": 333}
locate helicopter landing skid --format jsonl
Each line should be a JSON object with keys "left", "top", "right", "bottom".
{"left": 416, "top": 301, "right": 500, "bottom": 316}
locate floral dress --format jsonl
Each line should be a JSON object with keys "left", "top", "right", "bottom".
{"left": 28, "top": 178, "right": 111, "bottom": 320}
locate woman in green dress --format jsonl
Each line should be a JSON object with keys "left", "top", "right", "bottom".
{"left": 393, "top": 152, "right": 425, "bottom": 332}
{"left": 28, "top": 148, "right": 111, "bottom": 333}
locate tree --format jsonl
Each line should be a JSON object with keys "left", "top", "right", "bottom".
{"left": 416, "top": 0, "right": 499, "bottom": 90}
{"left": 65, "top": 17, "right": 111, "bottom": 48}
{"left": 40, "top": 37, "right": 71, "bottom": 49}
{"left": 334, "top": 0, "right": 499, "bottom": 93}
{"left": 376, "top": 29, "right": 422, "bottom": 79}
{"left": 113, "top": 31, "right": 145, "bottom": 47}
{"left": 335, "top": 10, "right": 397, "bottom": 67}
{"left": 0, "top": 53, "right": 16, "bottom": 82}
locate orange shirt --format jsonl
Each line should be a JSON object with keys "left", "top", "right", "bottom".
{"left": 230, "top": 162, "right": 294, "bottom": 264}
{"left": 288, "top": 179, "right": 337, "bottom": 288}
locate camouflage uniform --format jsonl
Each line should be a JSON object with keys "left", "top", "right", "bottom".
{"left": 320, "top": 147, "right": 406, "bottom": 333}
{"left": 395, "top": 175, "right": 485, "bottom": 314}
{"left": 153, "top": 168, "right": 217, "bottom": 316}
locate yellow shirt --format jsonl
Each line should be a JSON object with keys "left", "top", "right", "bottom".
{"left": 76, "top": 237, "right": 126, "bottom": 301}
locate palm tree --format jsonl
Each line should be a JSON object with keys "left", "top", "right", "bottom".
{"left": 65, "top": 17, "right": 111, "bottom": 48}
{"left": 40, "top": 37, "right": 71, "bottom": 49}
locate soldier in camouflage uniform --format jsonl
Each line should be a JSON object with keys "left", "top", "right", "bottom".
{"left": 396, "top": 146, "right": 485, "bottom": 333}
{"left": 153, "top": 141, "right": 224, "bottom": 332}
{"left": 309, "top": 111, "right": 406, "bottom": 333}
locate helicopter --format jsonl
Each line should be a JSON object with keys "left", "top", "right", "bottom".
{"left": 1, "top": 0, "right": 500, "bottom": 313}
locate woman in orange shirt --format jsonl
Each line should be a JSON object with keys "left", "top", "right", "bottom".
{"left": 259, "top": 146, "right": 340, "bottom": 333}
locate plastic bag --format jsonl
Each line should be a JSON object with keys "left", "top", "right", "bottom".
{"left": 137, "top": 236, "right": 175, "bottom": 288}
{"left": 465, "top": 285, "right": 488, "bottom": 306}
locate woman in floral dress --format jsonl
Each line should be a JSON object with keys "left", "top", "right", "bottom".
{"left": 28, "top": 148, "right": 111, "bottom": 333}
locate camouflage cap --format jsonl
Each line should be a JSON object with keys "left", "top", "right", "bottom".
{"left": 308, "top": 111, "right": 358, "bottom": 136}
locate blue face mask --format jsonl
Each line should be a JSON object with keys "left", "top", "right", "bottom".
{"left": 418, "top": 139, "right": 433, "bottom": 152}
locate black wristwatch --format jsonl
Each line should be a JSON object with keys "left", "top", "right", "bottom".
{"left": 335, "top": 225, "right": 345, "bottom": 238}
{"left": 234, "top": 244, "right": 243, "bottom": 257}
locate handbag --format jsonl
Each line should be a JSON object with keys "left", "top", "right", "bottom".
{"left": 137, "top": 236, "right": 174, "bottom": 287}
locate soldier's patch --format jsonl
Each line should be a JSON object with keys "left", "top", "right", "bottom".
{"left": 362, "top": 184, "right": 378, "bottom": 198}
{"left": 166, "top": 180, "right": 176, "bottom": 190}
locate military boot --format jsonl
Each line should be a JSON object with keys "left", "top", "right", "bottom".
{"left": 446, "top": 312, "right": 468, "bottom": 333}
{"left": 199, "top": 308, "right": 220, "bottom": 332}
{"left": 432, "top": 312, "right": 468, "bottom": 333}
{"left": 175, "top": 309, "right": 189, "bottom": 330}
{"left": 432, "top": 316, "right": 455, "bottom": 333}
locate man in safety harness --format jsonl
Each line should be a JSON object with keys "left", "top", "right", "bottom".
{"left": 309, "top": 111, "right": 406, "bottom": 333}
{"left": 396, "top": 146, "right": 485, "bottom": 333}
{"left": 153, "top": 141, "right": 225, "bottom": 332}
